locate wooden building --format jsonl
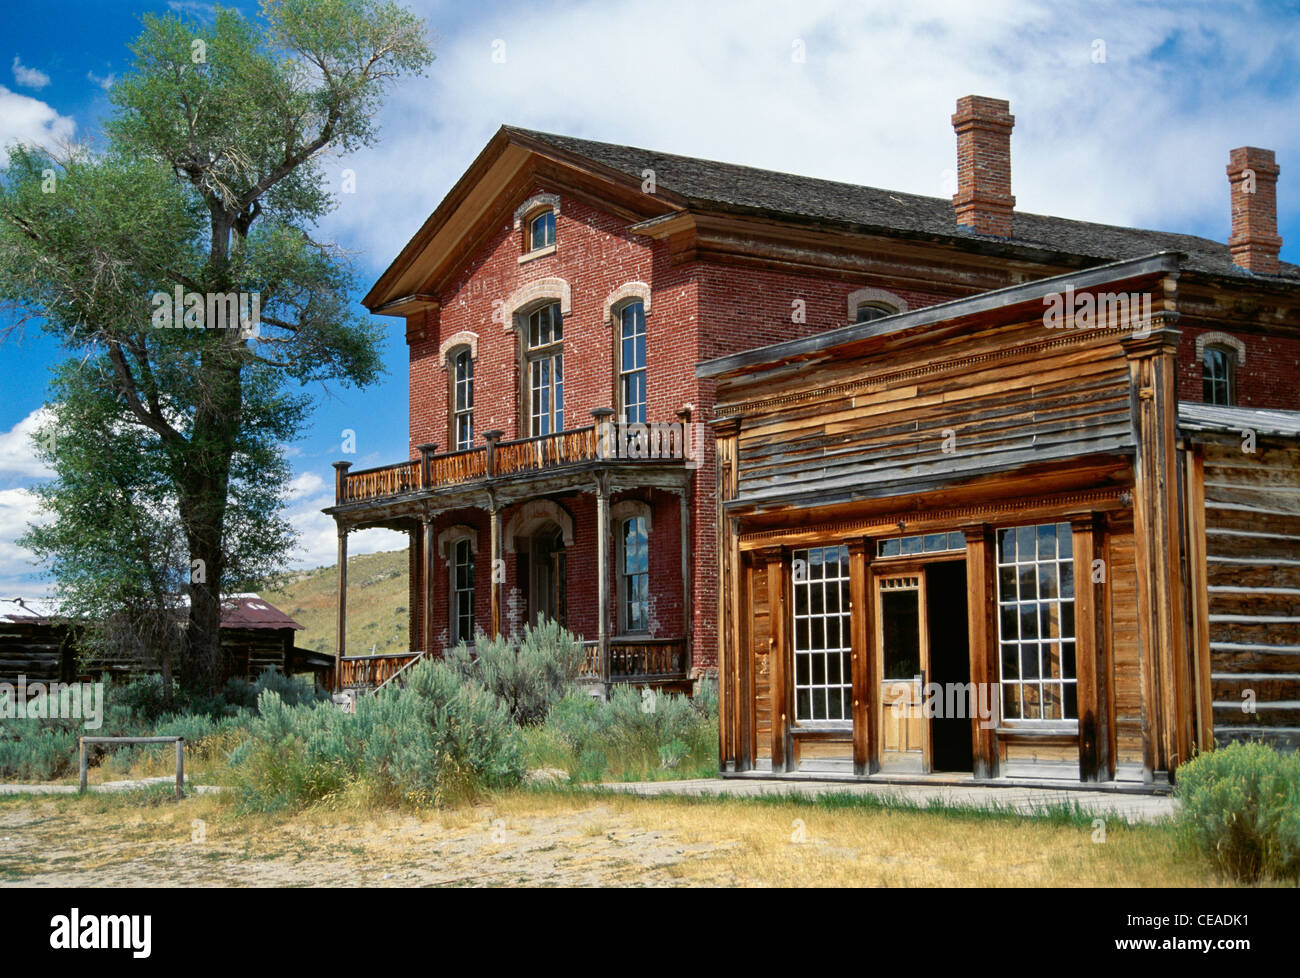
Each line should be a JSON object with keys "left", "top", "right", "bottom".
{"left": 0, "top": 595, "right": 326, "bottom": 686}
{"left": 701, "top": 253, "right": 1300, "bottom": 785}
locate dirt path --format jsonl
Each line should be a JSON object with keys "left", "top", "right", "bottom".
{"left": 0, "top": 797, "right": 730, "bottom": 887}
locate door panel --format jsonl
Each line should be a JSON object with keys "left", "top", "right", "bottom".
{"left": 876, "top": 574, "right": 929, "bottom": 772}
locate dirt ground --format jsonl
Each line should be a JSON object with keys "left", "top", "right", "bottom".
{"left": 0, "top": 794, "right": 730, "bottom": 887}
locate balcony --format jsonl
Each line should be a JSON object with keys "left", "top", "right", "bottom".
{"left": 332, "top": 417, "right": 699, "bottom": 509}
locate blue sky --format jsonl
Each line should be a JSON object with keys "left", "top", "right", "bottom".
{"left": 1, "top": 0, "right": 1298, "bottom": 596}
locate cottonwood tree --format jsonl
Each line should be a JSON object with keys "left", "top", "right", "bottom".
{"left": 0, "top": 1, "right": 432, "bottom": 690}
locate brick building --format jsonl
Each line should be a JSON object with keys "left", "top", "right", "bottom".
{"left": 325, "top": 95, "right": 1298, "bottom": 703}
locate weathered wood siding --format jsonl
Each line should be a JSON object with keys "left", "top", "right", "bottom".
{"left": 752, "top": 562, "right": 771, "bottom": 760}
{"left": 1107, "top": 527, "right": 1146, "bottom": 764}
{"left": 722, "top": 317, "right": 1137, "bottom": 508}
{"left": 1203, "top": 442, "right": 1300, "bottom": 747}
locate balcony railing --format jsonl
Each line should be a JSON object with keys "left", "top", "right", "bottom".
{"left": 337, "top": 651, "right": 422, "bottom": 690}
{"left": 334, "top": 419, "right": 695, "bottom": 506}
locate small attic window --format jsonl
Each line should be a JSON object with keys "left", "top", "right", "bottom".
{"left": 855, "top": 301, "right": 897, "bottom": 324}
{"left": 529, "top": 210, "right": 556, "bottom": 252}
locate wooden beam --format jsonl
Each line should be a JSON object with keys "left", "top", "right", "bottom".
{"left": 489, "top": 495, "right": 502, "bottom": 638}
{"left": 335, "top": 526, "right": 348, "bottom": 692}
{"left": 595, "top": 473, "right": 611, "bottom": 684}
{"left": 422, "top": 515, "right": 436, "bottom": 654}
{"left": 1072, "top": 515, "right": 1110, "bottom": 782}
{"left": 848, "top": 538, "right": 876, "bottom": 774}
{"left": 1184, "top": 446, "right": 1214, "bottom": 751}
{"left": 763, "top": 547, "right": 791, "bottom": 772}
{"left": 963, "top": 524, "right": 998, "bottom": 779}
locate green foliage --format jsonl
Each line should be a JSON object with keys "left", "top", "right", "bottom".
{"left": 0, "top": 1, "right": 432, "bottom": 690}
{"left": 527, "top": 681, "right": 719, "bottom": 783}
{"left": 1175, "top": 741, "right": 1300, "bottom": 883}
{"left": 444, "top": 619, "right": 585, "bottom": 724}
{"left": 229, "top": 656, "right": 525, "bottom": 812}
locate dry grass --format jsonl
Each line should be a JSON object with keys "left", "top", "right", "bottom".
{"left": 0, "top": 785, "right": 1245, "bottom": 887}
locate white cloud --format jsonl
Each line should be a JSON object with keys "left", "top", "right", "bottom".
{"left": 0, "top": 487, "right": 52, "bottom": 598}
{"left": 86, "top": 70, "right": 115, "bottom": 92}
{"left": 0, "top": 84, "right": 75, "bottom": 151}
{"left": 283, "top": 466, "right": 408, "bottom": 571}
{"left": 0, "top": 408, "right": 54, "bottom": 482}
{"left": 167, "top": 1, "right": 219, "bottom": 21}
{"left": 11, "top": 56, "right": 50, "bottom": 90}
{"left": 318, "top": 0, "right": 1300, "bottom": 273}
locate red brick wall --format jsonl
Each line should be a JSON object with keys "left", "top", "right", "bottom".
{"left": 1177, "top": 326, "right": 1300, "bottom": 409}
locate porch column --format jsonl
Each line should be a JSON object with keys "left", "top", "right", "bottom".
{"left": 488, "top": 489, "right": 502, "bottom": 638}
{"left": 335, "top": 523, "right": 348, "bottom": 692}
{"left": 422, "top": 513, "right": 436, "bottom": 654}
{"left": 963, "top": 524, "right": 998, "bottom": 779}
{"left": 595, "top": 470, "right": 611, "bottom": 683}
{"left": 678, "top": 488, "right": 692, "bottom": 677}
{"left": 1072, "top": 514, "right": 1113, "bottom": 782}
{"left": 1122, "top": 320, "right": 1190, "bottom": 781}
{"left": 847, "top": 539, "right": 876, "bottom": 775}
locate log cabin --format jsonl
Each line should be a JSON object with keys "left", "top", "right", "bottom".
{"left": 335, "top": 96, "right": 1298, "bottom": 743}
{"left": 0, "top": 595, "right": 327, "bottom": 686}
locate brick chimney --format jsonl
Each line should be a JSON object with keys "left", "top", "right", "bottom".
{"left": 1226, "top": 147, "right": 1282, "bottom": 274}
{"left": 952, "top": 95, "right": 1016, "bottom": 237}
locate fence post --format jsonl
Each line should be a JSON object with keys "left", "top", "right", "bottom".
{"left": 175, "top": 738, "right": 185, "bottom": 800}
{"left": 78, "top": 738, "right": 87, "bottom": 794}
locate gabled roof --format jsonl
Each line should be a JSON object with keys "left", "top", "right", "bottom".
{"left": 0, "top": 594, "right": 303, "bottom": 631}
{"left": 504, "top": 128, "right": 1300, "bottom": 283}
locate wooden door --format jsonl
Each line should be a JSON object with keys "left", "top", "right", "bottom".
{"left": 876, "top": 573, "right": 930, "bottom": 772}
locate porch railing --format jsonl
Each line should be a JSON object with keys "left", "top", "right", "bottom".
{"left": 333, "top": 419, "right": 691, "bottom": 506}
{"left": 578, "top": 638, "right": 688, "bottom": 683}
{"left": 337, "top": 651, "right": 422, "bottom": 690}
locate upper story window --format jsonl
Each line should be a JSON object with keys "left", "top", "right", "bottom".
{"left": 450, "top": 347, "right": 474, "bottom": 450}
{"left": 855, "top": 301, "right": 897, "bottom": 324}
{"left": 529, "top": 210, "right": 556, "bottom": 252}
{"left": 526, "top": 302, "right": 563, "bottom": 436}
{"left": 995, "top": 522, "right": 1076, "bottom": 723}
{"left": 617, "top": 300, "right": 647, "bottom": 424}
{"left": 1203, "top": 345, "right": 1236, "bottom": 405}
{"left": 618, "top": 516, "right": 650, "bottom": 633}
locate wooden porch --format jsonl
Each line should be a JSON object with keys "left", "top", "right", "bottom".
{"left": 324, "top": 412, "right": 698, "bottom": 693}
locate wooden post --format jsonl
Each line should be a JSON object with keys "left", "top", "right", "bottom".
{"left": 678, "top": 488, "right": 692, "bottom": 678}
{"left": 763, "top": 547, "right": 790, "bottom": 772}
{"left": 713, "top": 417, "right": 741, "bottom": 771}
{"left": 422, "top": 514, "right": 436, "bottom": 653}
{"left": 1184, "top": 446, "right": 1214, "bottom": 751}
{"left": 594, "top": 469, "right": 612, "bottom": 685}
{"left": 737, "top": 547, "right": 753, "bottom": 770}
{"left": 1072, "top": 515, "right": 1112, "bottom": 782}
{"left": 964, "top": 524, "right": 998, "bottom": 779}
{"left": 1123, "top": 321, "right": 1189, "bottom": 781}
{"left": 488, "top": 491, "right": 502, "bottom": 638}
{"left": 335, "top": 525, "right": 348, "bottom": 692}
{"left": 78, "top": 737, "right": 87, "bottom": 793}
{"left": 175, "top": 738, "right": 185, "bottom": 800}
{"left": 848, "top": 539, "right": 876, "bottom": 775}
{"left": 417, "top": 443, "right": 438, "bottom": 488}
{"left": 332, "top": 460, "right": 351, "bottom": 504}
{"left": 483, "top": 430, "right": 502, "bottom": 478}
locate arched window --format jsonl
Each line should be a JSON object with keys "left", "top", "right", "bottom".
{"left": 529, "top": 210, "right": 555, "bottom": 252}
{"left": 451, "top": 537, "right": 475, "bottom": 644}
{"left": 449, "top": 347, "right": 474, "bottom": 450}
{"left": 617, "top": 300, "right": 647, "bottom": 424}
{"left": 1203, "top": 345, "right": 1236, "bottom": 406}
{"left": 855, "top": 301, "right": 898, "bottom": 324}
{"left": 525, "top": 302, "right": 563, "bottom": 436}
{"left": 618, "top": 516, "right": 650, "bottom": 633}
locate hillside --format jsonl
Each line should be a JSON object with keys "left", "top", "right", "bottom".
{"left": 264, "top": 549, "right": 410, "bottom": 657}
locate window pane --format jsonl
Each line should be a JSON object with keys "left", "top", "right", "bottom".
{"left": 790, "top": 546, "right": 851, "bottom": 722}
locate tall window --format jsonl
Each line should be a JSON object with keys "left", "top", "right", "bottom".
{"left": 619, "top": 516, "right": 649, "bottom": 632}
{"left": 451, "top": 348, "right": 473, "bottom": 450}
{"left": 855, "top": 302, "right": 897, "bottom": 324}
{"left": 792, "top": 545, "right": 852, "bottom": 723}
{"left": 996, "top": 522, "right": 1077, "bottom": 722}
{"left": 1203, "top": 345, "right": 1235, "bottom": 405}
{"left": 451, "top": 538, "right": 475, "bottom": 644}
{"left": 526, "top": 303, "right": 563, "bottom": 436}
{"left": 618, "top": 300, "right": 647, "bottom": 424}
{"left": 529, "top": 210, "right": 555, "bottom": 251}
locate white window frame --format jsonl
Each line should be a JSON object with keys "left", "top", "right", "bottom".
{"left": 617, "top": 515, "right": 650, "bottom": 634}
{"left": 1202, "top": 345, "right": 1236, "bottom": 406}
{"left": 995, "top": 522, "right": 1077, "bottom": 725}
{"left": 529, "top": 209, "right": 556, "bottom": 252}
{"left": 450, "top": 346, "right": 473, "bottom": 450}
{"left": 791, "top": 545, "right": 853, "bottom": 725}
{"left": 450, "top": 537, "right": 475, "bottom": 645}
{"left": 524, "top": 302, "right": 563, "bottom": 436}
{"left": 617, "top": 300, "right": 647, "bottom": 425}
